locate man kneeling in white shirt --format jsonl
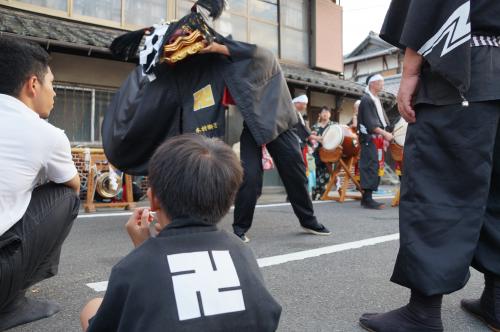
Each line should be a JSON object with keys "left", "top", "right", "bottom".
{"left": 0, "top": 37, "right": 80, "bottom": 331}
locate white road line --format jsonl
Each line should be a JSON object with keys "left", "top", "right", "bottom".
{"left": 86, "top": 232, "right": 399, "bottom": 292}
{"left": 77, "top": 195, "right": 395, "bottom": 219}
{"left": 87, "top": 281, "right": 109, "bottom": 292}
{"left": 257, "top": 233, "right": 399, "bottom": 267}
{"left": 78, "top": 212, "right": 132, "bottom": 219}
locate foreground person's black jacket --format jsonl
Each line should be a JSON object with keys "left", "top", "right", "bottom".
{"left": 87, "top": 217, "right": 282, "bottom": 332}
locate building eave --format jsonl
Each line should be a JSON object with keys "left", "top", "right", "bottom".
{"left": 281, "top": 63, "right": 395, "bottom": 103}
{"left": 0, "top": 6, "right": 125, "bottom": 52}
{"left": 344, "top": 47, "right": 400, "bottom": 64}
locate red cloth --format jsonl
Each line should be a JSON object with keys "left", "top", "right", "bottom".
{"left": 372, "top": 136, "right": 385, "bottom": 176}
{"left": 222, "top": 87, "right": 236, "bottom": 106}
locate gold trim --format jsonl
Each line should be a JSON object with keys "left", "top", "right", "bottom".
{"left": 163, "top": 29, "right": 203, "bottom": 52}
{"left": 162, "top": 41, "right": 205, "bottom": 64}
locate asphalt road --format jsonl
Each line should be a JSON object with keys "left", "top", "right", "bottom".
{"left": 8, "top": 199, "right": 489, "bottom": 332}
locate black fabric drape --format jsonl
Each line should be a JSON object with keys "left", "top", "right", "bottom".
{"left": 102, "top": 37, "right": 298, "bottom": 175}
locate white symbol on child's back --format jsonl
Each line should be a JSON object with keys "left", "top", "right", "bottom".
{"left": 167, "top": 250, "right": 246, "bottom": 321}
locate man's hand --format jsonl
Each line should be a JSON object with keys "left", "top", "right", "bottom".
{"left": 309, "top": 134, "right": 322, "bottom": 142}
{"left": 397, "top": 48, "right": 423, "bottom": 123}
{"left": 383, "top": 131, "right": 394, "bottom": 142}
{"left": 125, "top": 208, "right": 155, "bottom": 247}
{"left": 397, "top": 74, "right": 419, "bottom": 123}
{"left": 199, "top": 41, "right": 230, "bottom": 56}
{"left": 64, "top": 174, "right": 81, "bottom": 194}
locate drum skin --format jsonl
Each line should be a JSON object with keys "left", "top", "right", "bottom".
{"left": 319, "top": 124, "right": 360, "bottom": 163}
{"left": 341, "top": 125, "right": 360, "bottom": 158}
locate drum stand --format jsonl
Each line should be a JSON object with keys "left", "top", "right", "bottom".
{"left": 84, "top": 153, "right": 136, "bottom": 213}
{"left": 321, "top": 150, "right": 363, "bottom": 202}
{"left": 391, "top": 188, "right": 400, "bottom": 207}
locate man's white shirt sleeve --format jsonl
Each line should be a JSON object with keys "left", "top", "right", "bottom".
{"left": 45, "top": 129, "right": 78, "bottom": 184}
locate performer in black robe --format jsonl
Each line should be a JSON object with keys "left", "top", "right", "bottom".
{"left": 102, "top": 2, "right": 330, "bottom": 242}
{"left": 357, "top": 74, "right": 393, "bottom": 210}
{"left": 360, "top": 1, "right": 500, "bottom": 331}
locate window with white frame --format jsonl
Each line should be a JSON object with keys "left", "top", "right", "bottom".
{"left": 177, "top": 0, "right": 279, "bottom": 55}
{"left": 48, "top": 85, "right": 115, "bottom": 144}
{"left": 13, "top": 0, "right": 168, "bottom": 28}
{"left": 281, "top": 0, "right": 309, "bottom": 64}
{"left": 17, "top": 0, "right": 67, "bottom": 11}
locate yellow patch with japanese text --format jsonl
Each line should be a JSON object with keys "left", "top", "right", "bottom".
{"left": 193, "top": 84, "right": 215, "bottom": 112}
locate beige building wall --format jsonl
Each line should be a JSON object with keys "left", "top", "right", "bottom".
{"left": 311, "top": 0, "right": 343, "bottom": 73}
{"left": 50, "top": 53, "right": 135, "bottom": 88}
{"left": 338, "top": 98, "right": 357, "bottom": 125}
{"left": 310, "top": 91, "right": 335, "bottom": 108}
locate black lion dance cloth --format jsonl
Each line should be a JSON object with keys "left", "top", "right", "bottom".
{"left": 102, "top": 0, "right": 297, "bottom": 175}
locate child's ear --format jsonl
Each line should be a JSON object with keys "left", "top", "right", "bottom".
{"left": 147, "top": 188, "right": 161, "bottom": 212}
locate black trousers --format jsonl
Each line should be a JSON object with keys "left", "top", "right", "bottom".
{"left": 359, "top": 139, "right": 380, "bottom": 191}
{"left": 233, "top": 126, "right": 318, "bottom": 235}
{"left": 0, "top": 183, "right": 79, "bottom": 310}
{"left": 391, "top": 101, "right": 500, "bottom": 296}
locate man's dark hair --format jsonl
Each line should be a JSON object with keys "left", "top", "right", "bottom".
{"left": 0, "top": 37, "right": 50, "bottom": 97}
{"left": 148, "top": 134, "right": 243, "bottom": 224}
{"left": 320, "top": 106, "right": 331, "bottom": 113}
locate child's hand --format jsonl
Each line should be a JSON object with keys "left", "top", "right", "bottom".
{"left": 125, "top": 208, "right": 154, "bottom": 247}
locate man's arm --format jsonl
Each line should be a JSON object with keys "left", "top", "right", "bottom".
{"left": 199, "top": 42, "right": 231, "bottom": 56}
{"left": 84, "top": 266, "right": 129, "bottom": 332}
{"left": 398, "top": 48, "right": 424, "bottom": 123}
{"left": 63, "top": 174, "right": 80, "bottom": 194}
{"left": 373, "top": 127, "right": 394, "bottom": 142}
{"left": 46, "top": 130, "right": 80, "bottom": 193}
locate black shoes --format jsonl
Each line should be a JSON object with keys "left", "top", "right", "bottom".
{"left": 237, "top": 233, "right": 250, "bottom": 243}
{"left": 301, "top": 223, "right": 331, "bottom": 236}
{"left": 0, "top": 295, "right": 60, "bottom": 331}
{"left": 461, "top": 273, "right": 500, "bottom": 332}
{"left": 236, "top": 223, "right": 331, "bottom": 241}
{"left": 360, "top": 290, "right": 443, "bottom": 332}
{"left": 361, "top": 198, "right": 385, "bottom": 210}
{"left": 461, "top": 299, "right": 500, "bottom": 332}
{"left": 359, "top": 307, "right": 444, "bottom": 332}
{"left": 361, "top": 190, "right": 385, "bottom": 210}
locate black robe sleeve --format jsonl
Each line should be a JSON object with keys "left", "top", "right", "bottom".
{"left": 102, "top": 66, "right": 181, "bottom": 175}
{"left": 380, "top": 0, "right": 471, "bottom": 94}
{"left": 86, "top": 265, "right": 130, "bottom": 332}
{"left": 358, "top": 96, "right": 381, "bottom": 135}
{"left": 220, "top": 36, "right": 298, "bottom": 145}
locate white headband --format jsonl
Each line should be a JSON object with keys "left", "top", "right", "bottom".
{"left": 292, "top": 95, "right": 308, "bottom": 104}
{"left": 368, "top": 74, "right": 384, "bottom": 84}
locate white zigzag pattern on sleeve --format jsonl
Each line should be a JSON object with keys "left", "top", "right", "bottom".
{"left": 418, "top": 1, "right": 471, "bottom": 58}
